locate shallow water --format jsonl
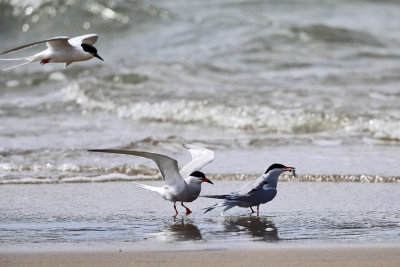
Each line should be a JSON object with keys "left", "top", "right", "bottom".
{"left": 0, "top": 0, "right": 399, "bottom": 250}
{"left": 1, "top": 181, "right": 399, "bottom": 248}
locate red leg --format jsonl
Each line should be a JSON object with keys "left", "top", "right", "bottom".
{"left": 173, "top": 203, "right": 178, "bottom": 215}
{"left": 181, "top": 202, "right": 192, "bottom": 215}
{"left": 257, "top": 205, "right": 260, "bottom": 216}
{"left": 40, "top": 58, "right": 51, "bottom": 65}
{"left": 249, "top": 207, "right": 255, "bottom": 214}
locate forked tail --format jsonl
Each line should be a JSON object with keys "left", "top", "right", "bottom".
{"left": 204, "top": 200, "right": 237, "bottom": 215}
{"left": 0, "top": 56, "right": 34, "bottom": 71}
{"left": 204, "top": 203, "right": 218, "bottom": 213}
{"left": 132, "top": 181, "right": 164, "bottom": 195}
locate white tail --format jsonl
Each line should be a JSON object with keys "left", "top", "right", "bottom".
{"left": 2, "top": 61, "right": 31, "bottom": 71}
{"left": 1, "top": 56, "right": 34, "bottom": 71}
{"left": 0, "top": 57, "right": 27, "bottom": 61}
{"left": 132, "top": 182, "right": 165, "bottom": 195}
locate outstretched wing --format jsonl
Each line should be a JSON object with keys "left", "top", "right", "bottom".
{"left": 46, "top": 37, "right": 72, "bottom": 50}
{"left": 179, "top": 145, "right": 214, "bottom": 178}
{"left": 0, "top": 36, "right": 70, "bottom": 55}
{"left": 88, "top": 149, "right": 184, "bottom": 187}
{"left": 68, "top": 34, "right": 99, "bottom": 47}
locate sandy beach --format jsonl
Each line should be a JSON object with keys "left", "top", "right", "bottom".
{"left": 2, "top": 245, "right": 400, "bottom": 267}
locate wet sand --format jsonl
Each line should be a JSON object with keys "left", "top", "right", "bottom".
{"left": 1, "top": 245, "right": 400, "bottom": 267}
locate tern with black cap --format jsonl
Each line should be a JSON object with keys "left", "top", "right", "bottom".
{"left": 88, "top": 145, "right": 214, "bottom": 216}
{"left": 0, "top": 34, "right": 103, "bottom": 71}
{"left": 203, "top": 163, "right": 295, "bottom": 216}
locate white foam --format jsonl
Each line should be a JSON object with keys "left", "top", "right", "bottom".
{"left": 61, "top": 83, "right": 400, "bottom": 142}
{"left": 1, "top": 173, "right": 398, "bottom": 185}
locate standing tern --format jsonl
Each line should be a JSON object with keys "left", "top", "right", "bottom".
{"left": 88, "top": 145, "right": 214, "bottom": 215}
{"left": 203, "top": 163, "right": 295, "bottom": 216}
{"left": 0, "top": 34, "right": 103, "bottom": 71}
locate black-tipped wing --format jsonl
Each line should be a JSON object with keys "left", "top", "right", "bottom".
{"left": 201, "top": 194, "right": 229, "bottom": 199}
{"left": 0, "top": 36, "right": 70, "bottom": 55}
{"left": 88, "top": 149, "right": 184, "bottom": 187}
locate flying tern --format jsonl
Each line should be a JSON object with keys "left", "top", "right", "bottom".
{"left": 203, "top": 163, "right": 295, "bottom": 216}
{"left": 0, "top": 34, "right": 103, "bottom": 71}
{"left": 88, "top": 145, "right": 214, "bottom": 215}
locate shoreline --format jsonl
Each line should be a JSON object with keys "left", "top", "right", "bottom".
{"left": 1, "top": 244, "right": 399, "bottom": 267}
{"left": 1, "top": 173, "right": 400, "bottom": 185}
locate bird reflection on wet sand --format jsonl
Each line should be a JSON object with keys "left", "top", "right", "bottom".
{"left": 223, "top": 216, "right": 279, "bottom": 242}
{"left": 156, "top": 218, "right": 202, "bottom": 242}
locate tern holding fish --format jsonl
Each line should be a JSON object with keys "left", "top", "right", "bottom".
{"left": 203, "top": 163, "right": 295, "bottom": 216}
{"left": 0, "top": 34, "right": 103, "bottom": 71}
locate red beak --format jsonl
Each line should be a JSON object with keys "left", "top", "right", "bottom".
{"left": 284, "top": 166, "right": 296, "bottom": 177}
{"left": 201, "top": 177, "right": 214, "bottom": 184}
{"left": 284, "top": 167, "right": 293, "bottom": 172}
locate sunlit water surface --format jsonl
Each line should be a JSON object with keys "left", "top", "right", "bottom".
{"left": 1, "top": 181, "right": 398, "bottom": 248}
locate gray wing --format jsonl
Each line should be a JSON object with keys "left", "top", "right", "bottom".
{"left": 46, "top": 37, "right": 72, "bottom": 50}
{"left": 0, "top": 36, "right": 70, "bottom": 55}
{"left": 179, "top": 145, "right": 214, "bottom": 178}
{"left": 231, "top": 174, "right": 268, "bottom": 197}
{"left": 68, "top": 34, "right": 99, "bottom": 47}
{"left": 203, "top": 174, "right": 267, "bottom": 200}
{"left": 226, "top": 174, "right": 270, "bottom": 203}
{"left": 88, "top": 149, "right": 184, "bottom": 187}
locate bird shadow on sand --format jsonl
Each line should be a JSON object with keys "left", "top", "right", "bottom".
{"left": 223, "top": 216, "right": 280, "bottom": 242}
{"left": 157, "top": 218, "right": 202, "bottom": 242}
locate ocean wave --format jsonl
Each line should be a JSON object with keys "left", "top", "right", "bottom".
{"left": 61, "top": 83, "right": 400, "bottom": 141}
{"left": 0, "top": 0, "right": 172, "bottom": 43}
{"left": 2, "top": 159, "right": 399, "bottom": 184}
{"left": 290, "top": 24, "right": 382, "bottom": 46}
{"left": 61, "top": 82, "right": 341, "bottom": 131}
{"left": 1, "top": 172, "right": 398, "bottom": 185}
{"left": 0, "top": 173, "right": 157, "bottom": 185}
{"left": 211, "top": 173, "right": 400, "bottom": 183}
{"left": 0, "top": 162, "right": 159, "bottom": 176}
{"left": 354, "top": 51, "right": 400, "bottom": 59}
{"left": 0, "top": 0, "right": 165, "bottom": 26}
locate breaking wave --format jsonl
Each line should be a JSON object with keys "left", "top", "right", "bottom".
{"left": 290, "top": 24, "right": 382, "bottom": 46}
{"left": 61, "top": 82, "right": 400, "bottom": 141}
{"left": 1, "top": 165, "right": 398, "bottom": 185}
{"left": 1, "top": 0, "right": 400, "bottom": 184}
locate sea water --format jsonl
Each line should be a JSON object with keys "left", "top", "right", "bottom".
{"left": 0, "top": 181, "right": 399, "bottom": 247}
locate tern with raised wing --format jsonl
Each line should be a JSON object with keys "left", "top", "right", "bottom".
{"left": 203, "top": 163, "right": 295, "bottom": 216}
{"left": 88, "top": 145, "right": 214, "bottom": 215}
{"left": 0, "top": 34, "right": 103, "bottom": 71}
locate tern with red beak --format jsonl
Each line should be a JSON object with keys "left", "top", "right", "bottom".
{"left": 203, "top": 163, "right": 295, "bottom": 216}
{"left": 88, "top": 145, "right": 214, "bottom": 216}
{"left": 0, "top": 34, "right": 103, "bottom": 71}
